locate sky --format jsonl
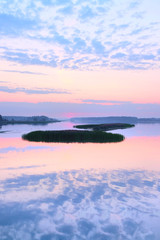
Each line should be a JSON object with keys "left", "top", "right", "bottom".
{"left": 0, "top": 0, "right": 160, "bottom": 118}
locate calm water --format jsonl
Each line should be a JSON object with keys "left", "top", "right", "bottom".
{"left": 0, "top": 122, "right": 160, "bottom": 240}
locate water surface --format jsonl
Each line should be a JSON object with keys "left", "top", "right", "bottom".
{"left": 0, "top": 122, "right": 160, "bottom": 239}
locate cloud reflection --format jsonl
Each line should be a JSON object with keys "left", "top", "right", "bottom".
{"left": 0, "top": 169, "right": 160, "bottom": 239}
{"left": 0, "top": 145, "right": 57, "bottom": 154}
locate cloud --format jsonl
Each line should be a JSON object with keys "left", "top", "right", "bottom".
{"left": 0, "top": 70, "right": 47, "bottom": 75}
{"left": 109, "top": 23, "right": 129, "bottom": 32}
{"left": 128, "top": 54, "right": 155, "bottom": 62}
{"left": 1, "top": 49, "right": 57, "bottom": 67}
{"left": 0, "top": 86, "right": 70, "bottom": 95}
{"left": 82, "top": 99, "right": 132, "bottom": 104}
{"left": 0, "top": 146, "right": 56, "bottom": 154}
{"left": 0, "top": 0, "right": 159, "bottom": 70}
{"left": 0, "top": 80, "right": 7, "bottom": 83}
{"left": 130, "top": 28, "right": 144, "bottom": 35}
{"left": 111, "top": 53, "right": 126, "bottom": 59}
{"left": 2, "top": 165, "right": 46, "bottom": 170}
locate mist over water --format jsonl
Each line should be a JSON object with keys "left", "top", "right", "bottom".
{"left": 0, "top": 122, "right": 160, "bottom": 239}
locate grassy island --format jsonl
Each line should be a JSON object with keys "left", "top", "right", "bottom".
{"left": 22, "top": 130, "right": 124, "bottom": 143}
{"left": 74, "top": 123, "right": 135, "bottom": 131}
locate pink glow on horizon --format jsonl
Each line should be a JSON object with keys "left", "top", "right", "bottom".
{"left": 1, "top": 91, "right": 160, "bottom": 105}
{"left": 0, "top": 136, "right": 160, "bottom": 180}
{"left": 0, "top": 67, "right": 160, "bottom": 106}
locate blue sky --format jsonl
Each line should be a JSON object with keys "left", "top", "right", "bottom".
{"left": 0, "top": 0, "right": 160, "bottom": 117}
{"left": 0, "top": 0, "right": 159, "bottom": 70}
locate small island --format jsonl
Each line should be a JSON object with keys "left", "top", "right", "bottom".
{"left": 74, "top": 123, "right": 135, "bottom": 131}
{"left": 22, "top": 123, "right": 134, "bottom": 143}
{"left": 22, "top": 130, "right": 124, "bottom": 143}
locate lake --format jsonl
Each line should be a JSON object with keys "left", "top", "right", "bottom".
{"left": 0, "top": 121, "right": 160, "bottom": 240}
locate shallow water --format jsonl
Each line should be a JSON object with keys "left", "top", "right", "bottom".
{"left": 0, "top": 122, "right": 160, "bottom": 240}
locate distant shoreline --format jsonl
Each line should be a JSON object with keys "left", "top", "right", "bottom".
{"left": 1, "top": 115, "right": 160, "bottom": 126}
{"left": 0, "top": 120, "right": 60, "bottom": 125}
{"left": 0, "top": 115, "right": 60, "bottom": 125}
{"left": 70, "top": 116, "right": 160, "bottom": 124}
